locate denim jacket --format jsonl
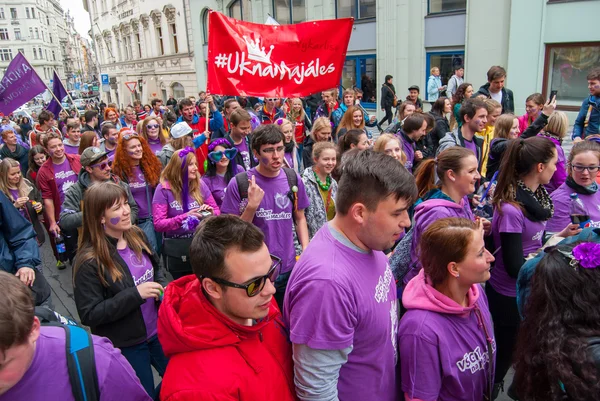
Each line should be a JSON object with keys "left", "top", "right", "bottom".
{"left": 573, "top": 95, "right": 600, "bottom": 139}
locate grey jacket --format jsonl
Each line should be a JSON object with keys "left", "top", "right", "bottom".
{"left": 158, "top": 143, "right": 175, "bottom": 167}
{"left": 59, "top": 169, "right": 138, "bottom": 231}
{"left": 301, "top": 167, "right": 338, "bottom": 240}
{"left": 436, "top": 127, "right": 484, "bottom": 170}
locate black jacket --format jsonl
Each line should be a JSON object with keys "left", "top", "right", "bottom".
{"left": 473, "top": 83, "right": 515, "bottom": 114}
{"left": 73, "top": 234, "right": 168, "bottom": 348}
{"left": 302, "top": 137, "right": 316, "bottom": 169}
{"left": 0, "top": 144, "right": 29, "bottom": 176}
{"left": 381, "top": 83, "right": 396, "bottom": 109}
{"left": 225, "top": 134, "right": 257, "bottom": 171}
{"left": 427, "top": 111, "right": 450, "bottom": 154}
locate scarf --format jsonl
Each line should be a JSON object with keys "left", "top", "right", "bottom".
{"left": 284, "top": 140, "right": 295, "bottom": 154}
{"left": 539, "top": 131, "right": 563, "bottom": 145}
{"left": 566, "top": 176, "right": 598, "bottom": 195}
{"left": 515, "top": 180, "right": 554, "bottom": 222}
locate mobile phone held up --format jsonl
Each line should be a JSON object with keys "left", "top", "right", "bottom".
{"left": 200, "top": 210, "right": 212, "bottom": 218}
{"left": 549, "top": 89, "right": 558, "bottom": 102}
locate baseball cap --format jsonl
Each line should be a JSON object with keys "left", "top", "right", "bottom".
{"left": 408, "top": 85, "right": 420, "bottom": 92}
{"left": 80, "top": 147, "right": 108, "bottom": 167}
{"left": 170, "top": 122, "right": 197, "bottom": 139}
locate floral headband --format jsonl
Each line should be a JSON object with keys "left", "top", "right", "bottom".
{"left": 557, "top": 242, "right": 600, "bottom": 269}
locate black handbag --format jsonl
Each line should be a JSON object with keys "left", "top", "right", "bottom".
{"left": 31, "top": 268, "right": 52, "bottom": 306}
{"left": 162, "top": 238, "right": 193, "bottom": 280}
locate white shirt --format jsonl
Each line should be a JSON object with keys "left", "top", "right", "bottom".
{"left": 490, "top": 90, "right": 503, "bottom": 104}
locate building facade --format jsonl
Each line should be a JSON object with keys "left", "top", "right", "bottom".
{"left": 189, "top": 0, "right": 599, "bottom": 118}
{"left": 0, "top": 0, "right": 66, "bottom": 85}
{"left": 84, "top": 0, "right": 198, "bottom": 108}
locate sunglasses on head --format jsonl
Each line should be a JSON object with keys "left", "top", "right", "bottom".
{"left": 90, "top": 160, "right": 113, "bottom": 170}
{"left": 209, "top": 255, "right": 281, "bottom": 297}
{"left": 122, "top": 133, "right": 139, "bottom": 141}
{"left": 208, "top": 148, "right": 238, "bottom": 163}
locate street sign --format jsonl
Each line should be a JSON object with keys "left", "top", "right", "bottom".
{"left": 125, "top": 81, "right": 137, "bottom": 93}
{"left": 101, "top": 74, "right": 109, "bottom": 85}
{"left": 74, "top": 82, "right": 80, "bottom": 90}
{"left": 92, "top": 85, "right": 99, "bottom": 91}
{"left": 102, "top": 84, "right": 110, "bottom": 92}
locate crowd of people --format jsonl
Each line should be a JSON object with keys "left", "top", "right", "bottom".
{"left": 1, "top": 64, "right": 600, "bottom": 401}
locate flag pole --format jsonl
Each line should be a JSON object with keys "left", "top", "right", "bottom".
{"left": 53, "top": 69, "right": 77, "bottom": 108}
{"left": 41, "top": 78, "right": 68, "bottom": 115}
{"left": 205, "top": 11, "right": 210, "bottom": 134}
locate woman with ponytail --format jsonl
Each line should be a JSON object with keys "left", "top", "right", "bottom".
{"left": 401, "top": 147, "right": 485, "bottom": 286}
{"left": 152, "top": 148, "right": 220, "bottom": 279}
{"left": 488, "top": 136, "right": 581, "bottom": 398}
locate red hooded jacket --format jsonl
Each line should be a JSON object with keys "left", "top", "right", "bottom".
{"left": 158, "top": 275, "right": 297, "bottom": 401}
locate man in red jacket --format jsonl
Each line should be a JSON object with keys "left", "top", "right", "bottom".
{"left": 36, "top": 132, "right": 81, "bottom": 268}
{"left": 158, "top": 215, "right": 297, "bottom": 401}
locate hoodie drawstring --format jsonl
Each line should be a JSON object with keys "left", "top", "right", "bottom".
{"left": 474, "top": 305, "right": 494, "bottom": 401}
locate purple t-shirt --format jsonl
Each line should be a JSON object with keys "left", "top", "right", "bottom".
{"left": 284, "top": 151, "right": 294, "bottom": 169}
{"left": 284, "top": 225, "right": 398, "bottom": 401}
{"left": 463, "top": 138, "right": 478, "bottom": 161}
{"left": 399, "top": 290, "right": 495, "bottom": 401}
{"left": 128, "top": 165, "right": 151, "bottom": 219}
{"left": 547, "top": 183, "right": 600, "bottom": 232}
{"left": 490, "top": 202, "right": 546, "bottom": 297}
{"left": 233, "top": 139, "right": 251, "bottom": 170}
{"left": 0, "top": 326, "right": 151, "bottom": 401}
{"left": 63, "top": 142, "right": 80, "bottom": 155}
{"left": 201, "top": 165, "right": 244, "bottom": 207}
{"left": 399, "top": 134, "right": 415, "bottom": 170}
{"left": 152, "top": 180, "right": 214, "bottom": 238}
{"left": 147, "top": 138, "right": 163, "bottom": 156}
{"left": 118, "top": 246, "right": 157, "bottom": 339}
{"left": 53, "top": 158, "right": 78, "bottom": 207}
{"left": 221, "top": 167, "right": 310, "bottom": 274}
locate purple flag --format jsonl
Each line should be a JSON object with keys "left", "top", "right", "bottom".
{"left": 46, "top": 71, "right": 68, "bottom": 117}
{"left": 0, "top": 53, "right": 47, "bottom": 115}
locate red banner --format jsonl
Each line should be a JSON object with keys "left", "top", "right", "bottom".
{"left": 207, "top": 11, "right": 353, "bottom": 98}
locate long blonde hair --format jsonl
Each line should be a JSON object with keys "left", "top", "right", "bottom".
{"left": 337, "top": 106, "right": 365, "bottom": 135}
{"left": 160, "top": 148, "right": 203, "bottom": 207}
{"left": 73, "top": 182, "right": 151, "bottom": 287}
{"left": 287, "top": 98, "right": 306, "bottom": 122}
{"left": 311, "top": 117, "right": 333, "bottom": 142}
{"left": 373, "top": 134, "right": 407, "bottom": 164}
{"left": 0, "top": 158, "right": 32, "bottom": 200}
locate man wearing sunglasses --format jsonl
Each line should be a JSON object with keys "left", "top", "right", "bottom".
{"left": 257, "top": 97, "right": 284, "bottom": 125}
{"left": 158, "top": 215, "right": 296, "bottom": 401}
{"left": 284, "top": 150, "right": 418, "bottom": 401}
{"left": 60, "top": 147, "right": 138, "bottom": 236}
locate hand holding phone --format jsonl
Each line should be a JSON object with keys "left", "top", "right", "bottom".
{"left": 549, "top": 90, "right": 558, "bottom": 102}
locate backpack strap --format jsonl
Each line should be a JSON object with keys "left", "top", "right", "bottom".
{"left": 236, "top": 170, "right": 250, "bottom": 201}
{"left": 282, "top": 167, "right": 299, "bottom": 212}
{"left": 64, "top": 325, "right": 100, "bottom": 401}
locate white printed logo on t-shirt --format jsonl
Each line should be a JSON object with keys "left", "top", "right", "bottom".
{"left": 532, "top": 230, "right": 543, "bottom": 242}
{"left": 274, "top": 192, "right": 291, "bottom": 210}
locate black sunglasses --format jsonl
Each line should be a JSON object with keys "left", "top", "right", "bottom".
{"left": 209, "top": 255, "right": 281, "bottom": 297}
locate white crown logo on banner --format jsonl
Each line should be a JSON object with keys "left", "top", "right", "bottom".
{"left": 243, "top": 36, "right": 275, "bottom": 64}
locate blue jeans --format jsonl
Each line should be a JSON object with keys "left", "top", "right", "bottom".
{"left": 274, "top": 270, "right": 291, "bottom": 312}
{"left": 120, "top": 334, "right": 168, "bottom": 399}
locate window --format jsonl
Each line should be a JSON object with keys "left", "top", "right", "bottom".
{"left": 26, "top": 8, "right": 30, "bottom": 18}
{"left": 0, "top": 8, "right": 4, "bottom": 19}
{"left": 228, "top": 0, "right": 251, "bottom": 21}
{"left": 41, "top": 31, "right": 45, "bottom": 42}
{"left": 49, "top": 33, "right": 52, "bottom": 43}
{"left": 124, "top": 35, "right": 133, "bottom": 60}
{"left": 52, "top": 50, "right": 55, "bottom": 60}
{"left": 46, "top": 15, "right": 49, "bottom": 25}
{"left": 156, "top": 27, "right": 164, "bottom": 55}
{"left": 135, "top": 33, "right": 142, "bottom": 57}
{"left": 0, "top": 49, "right": 13, "bottom": 61}
{"left": 33, "top": 48, "right": 37, "bottom": 59}
{"left": 172, "top": 82, "right": 185, "bottom": 99}
{"left": 10, "top": 8, "right": 17, "bottom": 19}
{"left": 31, "top": 8, "right": 35, "bottom": 18}
{"left": 201, "top": 9, "right": 208, "bottom": 45}
{"left": 543, "top": 42, "right": 600, "bottom": 108}
{"left": 116, "top": 37, "right": 122, "bottom": 61}
{"left": 17, "top": 48, "right": 23, "bottom": 54}
{"left": 29, "top": 27, "right": 32, "bottom": 38}
{"left": 336, "top": 0, "right": 375, "bottom": 19}
{"left": 14, "top": 28, "right": 20, "bottom": 40}
{"left": 35, "top": 28, "right": 39, "bottom": 39}
{"left": 169, "top": 23, "right": 178, "bottom": 53}
{"left": 0, "top": 29, "right": 8, "bottom": 41}
{"left": 45, "top": 49, "right": 48, "bottom": 60}
{"left": 273, "top": 0, "right": 306, "bottom": 24}
{"left": 425, "top": 51, "right": 464, "bottom": 100}
{"left": 428, "top": 0, "right": 466, "bottom": 14}
{"left": 341, "top": 55, "right": 377, "bottom": 107}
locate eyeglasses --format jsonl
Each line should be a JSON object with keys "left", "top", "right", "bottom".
{"left": 261, "top": 146, "right": 285, "bottom": 154}
{"left": 208, "top": 148, "right": 238, "bottom": 163}
{"left": 209, "top": 255, "right": 281, "bottom": 297}
{"left": 122, "top": 133, "right": 138, "bottom": 141}
{"left": 89, "top": 160, "right": 112, "bottom": 170}
{"left": 571, "top": 165, "right": 600, "bottom": 173}
{"left": 147, "top": 124, "right": 160, "bottom": 129}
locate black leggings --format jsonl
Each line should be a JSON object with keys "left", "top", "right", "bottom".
{"left": 485, "top": 283, "right": 520, "bottom": 385}
{"left": 378, "top": 106, "right": 393, "bottom": 126}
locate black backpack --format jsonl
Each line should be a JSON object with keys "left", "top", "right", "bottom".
{"left": 235, "top": 167, "right": 299, "bottom": 214}
{"left": 36, "top": 307, "right": 100, "bottom": 401}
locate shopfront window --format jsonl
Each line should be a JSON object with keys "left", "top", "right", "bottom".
{"left": 341, "top": 55, "right": 377, "bottom": 108}
{"left": 426, "top": 51, "right": 464, "bottom": 100}
{"left": 543, "top": 42, "right": 600, "bottom": 106}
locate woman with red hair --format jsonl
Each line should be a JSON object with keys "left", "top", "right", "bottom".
{"left": 112, "top": 132, "right": 163, "bottom": 253}
{"left": 102, "top": 107, "right": 123, "bottom": 130}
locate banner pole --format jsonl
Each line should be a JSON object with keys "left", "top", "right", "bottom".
{"left": 42, "top": 79, "right": 68, "bottom": 115}
{"left": 205, "top": 11, "right": 211, "bottom": 135}
{"left": 53, "top": 69, "right": 77, "bottom": 107}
